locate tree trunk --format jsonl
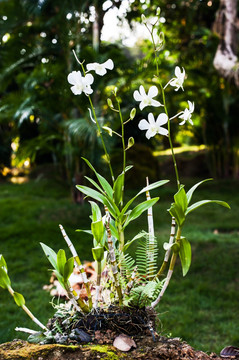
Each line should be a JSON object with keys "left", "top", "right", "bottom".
{"left": 213, "top": 0, "right": 239, "bottom": 85}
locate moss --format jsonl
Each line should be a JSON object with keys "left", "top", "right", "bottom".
{"left": 88, "top": 344, "right": 123, "bottom": 359}
{"left": 0, "top": 340, "right": 125, "bottom": 360}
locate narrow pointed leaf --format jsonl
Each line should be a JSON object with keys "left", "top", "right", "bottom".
{"left": 186, "top": 200, "right": 230, "bottom": 215}
{"left": 13, "top": 292, "right": 25, "bottom": 307}
{"left": 82, "top": 157, "right": 113, "bottom": 197}
{"left": 179, "top": 237, "right": 191, "bottom": 276}
{"left": 174, "top": 185, "right": 188, "bottom": 213}
{"left": 89, "top": 201, "right": 102, "bottom": 222}
{"left": 168, "top": 203, "right": 186, "bottom": 227}
{"left": 123, "top": 232, "right": 146, "bottom": 252}
{"left": 91, "top": 219, "right": 104, "bottom": 244}
{"left": 57, "top": 249, "right": 66, "bottom": 276}
{"left": 186, "top": 179, "right": 212, "bottom": 205}
{"left": 123, "top": 198, "right": 159, "bottom": 229}
{"left": 92, "top": 246, "right": 104, "bottom": 262}
{"left": 113, "top": 172, "right": 124, "bottom": 206}
{"left": 40, "top": 243, "right": 58, "bottom": 270}
{"left": 0, "top": 255, "right": 7, "bottom": 270}
{"left": 0, "top": 267, "right": 11, "bottom": 289}
{"left": 121, "top": 180, "right": 168, "bottom": 216}
{"left": 63, "top": 257, "right": 74, "bottom": 282}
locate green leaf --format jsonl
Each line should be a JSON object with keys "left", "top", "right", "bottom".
{"left": 92, "top": 246, "right": 104, "bottom": 262}
{"left": 121, "top": 180, "right": 169, "bottom": 217}
{"left": 57, "top": 249, "right": 66, "bottom": 276}
{"left": 53, "top": 270, "right": 65, "bottom": 289}
{"left": 77, "top": 185, "right": 119, "bottom": 218}
{"left": 123, "top": 232, "right": 146, "bottom": 252}
{"left": 91, "top": 219, "right": 104, "bottom": 244}
{"left": 40, "top": 243, "right": 58, "bottom": 270}
{"left": 13, "top": 292, "right": 25, "bottom": 307}
{"left": 0, "top": 255, "right": 7, "bottom": 271}
{"left": 168, "top": 186, "right": 188, "bottom": 227}
{"left": 168, "top": 203, "right": 186, "bottom": 227}
{"left": 113, "top": 172, "right": 124, "bottom": 206}
{"left": 28, "top": 332, "right": 46, "bottom": 344}
{"left": 123, "top": 197, "right": 159, "bottom": 229}
{"left": 76, "top": 185, "right": 105, "bottom": 204}
{"left": 179, "top": 237, "right": 191, "bottom": 276}
{"left": 82, "top": 158, "right": 113, "bottom": 198}
{"left": 186, "top": 178, "right": 212, "bottom": 205}
{"left": 89, "top": 201, "right": 102, "bottom": 222}
{"left": 174, "top": 185, "right": 188, "bottom": 214}
{"left": 76, "top": 229, "right": 92, "bottom": 236}
{"left": 63, "top": 257, "right": 74, "bottom": 282}
{"left": 84, "top": 176, "right": 105, "bottom": 194}
{"left": 0, "top": 267, "right": 11, "bottom": 289}
{"left": 186, "top": 200, "right": 230, "bottom": 215}
{"left": 163, "top": 242, "right": 180, "bottom": 253}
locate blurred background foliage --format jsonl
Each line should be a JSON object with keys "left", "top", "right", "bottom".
{"left": 0, "top": 0, "right": 239, "bottom": 186}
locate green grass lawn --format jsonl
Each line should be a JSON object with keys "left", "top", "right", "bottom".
{"left": 0, "top": 175, "right": 238, "bottom": 354}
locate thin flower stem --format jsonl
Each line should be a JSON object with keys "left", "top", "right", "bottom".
{"left": 87, "top": 93, "right": 115, "bottom": 182}
{"left": 116, "top": 98, "right": 126, "bottom": 205}
{"left": 149, "top": 30, "right": 181, "bottom": 190}
{"left": 72, "top": 50, "right": 114, "bottom": 182}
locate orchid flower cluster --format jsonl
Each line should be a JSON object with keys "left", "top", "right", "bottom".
{"left": 0, "top": 11, "right": 230, "bottom": 341}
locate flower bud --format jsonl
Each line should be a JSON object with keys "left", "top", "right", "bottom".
{"left": 126, "top": 137, "right": 134, "bottom": 150}
{"left": 130, "top": 108, "right": 136, "bottom": 120}
{"left": 156, "top": 7, "right": 161, "bottom": 16}
{"left": 107, "top": 98, "right": 114, "bottom": 108}
{"left": 141, "top": 14, "right": 147, "bottom": 24}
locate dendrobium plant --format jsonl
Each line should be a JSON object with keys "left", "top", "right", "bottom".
{"left": 0, "top": 8, "right": 230, "bottom": 343}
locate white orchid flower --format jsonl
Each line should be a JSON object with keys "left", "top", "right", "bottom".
{"left": 138, "top": 112, "right": 168, "bottom": 139}
{"left": 166, "top": 66, "right": 185, "bottom": 91}
{"left": 133, "top": 85, "right": 162, "bottom": 110}
{"left": 179, "top": 100, "right": 194, "bottom": 125}
{"left": 86, "top": 59, "right": 114, "bottom": 76}
{"left": 67, "top": 71, "right": 94, "bottom": 95}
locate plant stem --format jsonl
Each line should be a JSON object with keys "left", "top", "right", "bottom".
{"left": 155, "top": 217, "right": 176, "bottom": 278}
{"left": 65, "top": 283, "right": 90, "bottom": 313}
{"left": 7, "top": 286, "right": 47, "bottom": 331}
{"left": 117, "top": 222, "right": 125, "bottom": 253}
{"left": 94, "top": 260, "right": 102, "bottom": 308}
{"left": 146, "top": 177, "right": 155, "bottom": 280}
{"left": 150, "top": 30, "right": 180, "bottom": 190}
{"left": 74, "top": 57, "right": 114, "bottom": 182}
{"left": 59, "top": 224, "right": 93, "bottom": 310}
{"left": 104, "top": 206, "right": 123, "bottom": 306}
{"left": 151, "top": 226, "right": 181, "bottom": 308}
{"left": 87, "top": 95, "right": 115, "bottom": 182}
{"left": 116, "top": 97, "right": 126, "bottom": 205}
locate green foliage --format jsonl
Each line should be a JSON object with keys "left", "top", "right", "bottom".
{"left": 40, "top": 244, "right": 74, "bottom": 287}
{"left": 13, "top": 292, "right": 25, "bottom": 307}
{"left": 127, "top": 280, "right": 163, "bottom": 308}
{"left": 179, "top": 237, "right": 191, "bottom": 277}
{"left": 168, "top": 180, "right": 230, "bottom": 228}
{"left": 136, "top": 235, "right": 158, "bottom": 281}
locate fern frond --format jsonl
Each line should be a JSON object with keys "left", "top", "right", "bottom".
{"left": 118, "top": 251, "right": 135, "bottom": 280}
{"left": 136, "top": 233, "right": 158, "bottom": 281}
{"left": 127, "top": 279, "right": 164, "bottom": 308}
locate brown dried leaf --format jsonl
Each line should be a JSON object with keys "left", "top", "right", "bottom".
{"left": 113, "top": 333, "right": 136, "bottom": 352}
{"left": 220, "top": 346, "right": 239, "bottom": 358}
